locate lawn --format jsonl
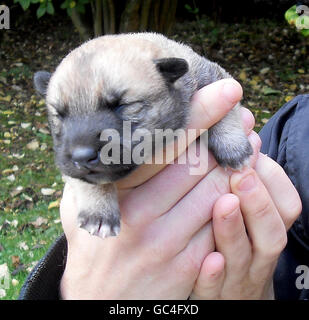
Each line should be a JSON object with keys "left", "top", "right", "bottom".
{"left": 0, "top": 14, "right": 308, "bottom": 299}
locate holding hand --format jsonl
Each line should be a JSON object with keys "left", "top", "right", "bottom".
{"left": 191, "top": 154, "right": 302, "bottom": 300}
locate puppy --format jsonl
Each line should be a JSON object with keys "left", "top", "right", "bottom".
{"left": 34, "top": 33, "right": 252, "bottom": 238}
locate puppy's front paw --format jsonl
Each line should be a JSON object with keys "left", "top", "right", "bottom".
{"left": 210, "top": 135, "right": 253, "bottom": 170}
{"left": 77, "top": 210, "right": 120, "bottom": 238}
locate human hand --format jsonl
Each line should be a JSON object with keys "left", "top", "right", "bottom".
{"left": 59, "top": 79, "right": 256, "bottom": 299}
{"left": 191, "top": 152, "right": 302, "bottom": 300}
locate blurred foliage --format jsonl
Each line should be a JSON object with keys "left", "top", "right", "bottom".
{"left": 285, "top": 4, "right": 309, "bottom": 36}
{"left": 13, "top": 0, "right": 178, "bottom": 39}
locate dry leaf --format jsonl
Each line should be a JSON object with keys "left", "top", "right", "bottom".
{"left": 12, "top": 279, "right": 19, "bottom": 286}
{"left": 21, "top": 123, "right": 31, "bottom": 129}
{"left": 0, "top": 95, "right": 11, "bottom": 102}
{"left": 238, "top": 70, "right": 247, "bottom": 81}
{"left": 30, "top": 217, "right": 48, "bottom": 228}
{"left": 41, "top": 188, "right": 55, "bottom": 196}
{"left": 26, "top": 139, "right": 39, "bottom": 150}
{"left": 7, "top": 174, "right": 15, "bottom": 182}
{"left": 17, "top": 241, "right": 29, "bottom": 251}
{"left": 11, "top": 255, "right": 20, "bottom": 268}
{"left": 48, "top": 199, "right": 60, "bottom": 210}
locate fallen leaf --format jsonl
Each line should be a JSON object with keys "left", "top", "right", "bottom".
{"left": 39, "top": 128, "right": 50, "bottom": 134}
{"left": 2, "top": 110, "right": 13, "bottom": 115}
{"left": 26, "top": 139, "right": 39, "bottom": 150}
{"left": 30, "top": 217, "right": 48, "bottom": 228}
{"left": 0, "top": 95, "right": 11, "bottom": 102}
{"left": 238, "top": 70, "right": 247, "bottom": 81}
{"left": 17, "top": 241, "right": 29, "bottom": 251}
{"left": 262, "top": 87, "right": 281, "bottom": 95}
{"left": 7, "top": 174, "right": 15, "bottom": 182}
{"left": 12, "top": 279, "right": 19, "bottom": 286}
{"left": 0, "top": 289, "right": 6, "bottom": 299}
{"left": 21, "top": 123, "right": 31, "bottom": 129}
{"left": 41, "top": 188, "right": 56, "bottom": 196}
{"left": 2, "top": 168, "right": 14, "bottom": 175}
{"left": 11, "top": 256, "right": 20, "bottom": 268}
{"left": 260, "top": 67, "right": 270, "bottom": 74}
{"left": 285, "top": 95, "right": 294, "bottom": 102}
{"left": 12, "top": 153, "right": 25, "bottom": 159}
{"left": 48, "top": 199, "right": 60, "bottom": 210}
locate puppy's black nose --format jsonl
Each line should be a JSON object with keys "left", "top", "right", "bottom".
{"left": 72, "top": 147, "right": 100, "bottom": 169}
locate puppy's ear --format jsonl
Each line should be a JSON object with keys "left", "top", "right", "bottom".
{"left": 33, "top": 71, "right": 51, "bottom": 96}
{"left": 154, "top": 58, "right": 188, "bottom": 83}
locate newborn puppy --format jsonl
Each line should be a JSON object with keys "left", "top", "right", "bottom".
{"left": 34, "top": 32, "right": 252, "bottom": 238}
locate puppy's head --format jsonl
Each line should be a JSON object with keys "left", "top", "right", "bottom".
{"left": 34, "top": 35, "right": 190, "bottom": 184}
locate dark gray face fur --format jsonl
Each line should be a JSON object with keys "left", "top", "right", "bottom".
{"left": 34, "top": 41, "right": 191, "bottom": 185}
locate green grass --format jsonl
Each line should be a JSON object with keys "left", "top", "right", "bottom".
{"left": 0, "top": 89, "right": 64, "bottom": 299}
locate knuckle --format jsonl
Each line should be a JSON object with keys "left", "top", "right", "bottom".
{"left": 177, "top": 251, "right": 202, "bottom": 278}
{"left": 233, "top": 250, "right": 252, "bottom": 270}
{"left": 256, "top": 230, "right": 287, "bottom": 261}
{"left": 252, "top": 201, "right": 272, "bottom": 219}
{"left": 210, "top": 174, "right": 230, "bottom": 197}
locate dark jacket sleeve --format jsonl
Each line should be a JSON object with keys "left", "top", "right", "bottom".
{"left": 18, "top": 234, "right": 67, "bottom": 300}
{"left": 259, "top": 94, "right": 309, "bottom": 300}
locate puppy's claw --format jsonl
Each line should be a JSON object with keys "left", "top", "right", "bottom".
{"left": 77, "top": 210, "right": 121, "bottom": 239}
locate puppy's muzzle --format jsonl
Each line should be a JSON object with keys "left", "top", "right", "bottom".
{"left": 72, "top": 146, "right": 100, "bottom": 170}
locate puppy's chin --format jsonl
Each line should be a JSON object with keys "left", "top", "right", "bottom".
{"left": 84, "top": 166, "right": 137, "bottom": 184}
{"left": 61, "top": 163, "right": 138, "bottom": 185}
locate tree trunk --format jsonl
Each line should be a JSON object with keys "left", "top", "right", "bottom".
{"left": 119, "top": 0, "right": 142, "bottom": 33}
{"left": 70, "top": 7, "right": 92, "bottom": 41}
{"left": 107, "top": 0, "right": 116, "bottom": 34}
{"left": 140, "top": 0, "right": 152, "bottom": 31}
{"left": 164, "top": 0, "right": 178, "bottom": 35}
{"left": 69, "top": 0, "right": 178, "bottom": 39}
{"left": 94, "top": 0, "right": 103, "bottom": 37}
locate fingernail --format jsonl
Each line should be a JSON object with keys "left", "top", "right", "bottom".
{"left": 248, "top": 132, "right": 261, "bottom": 150}
{"left": 237, "top": 173, "right": 256, "bottom": 191}
{"left": 222, "top": 81, "right": 241, "bottom": 103}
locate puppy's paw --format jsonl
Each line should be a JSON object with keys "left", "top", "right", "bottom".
{"left": 210, "top": 136, "right": 253, "bottom": 170}
{"left": 77, "top": 210, "right": 120, "bottom": 238}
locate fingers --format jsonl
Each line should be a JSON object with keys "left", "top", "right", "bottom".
{"left": 240, "top": 107, "right": 255, "bottom": 135}
{"left": 175, "top": 222, "right": 215, "bottom": 284}
{"left": 188, "top": 79, "right": 243, "bottom": 130}
{"left": 230, "top": 168, "right": 288, "bottom": 275}
{"left": 155, "top": 164, "right": 230, "bottom": 253}
{"left": 191, "top": 252, "right": 225, "bottom": 300}
{"left": 212, "top": 194, "right": 252, "bottom": 284}
{"left": 60, "top": 183, "right": 78, "bottom": 239}
{"left": 117, "top": 79, "right": 244, "bottom": 189}
{"left": 122, "top": 123, "right": 261, "bottom": 239}
{"left": 255, "top": 153, "right": 302, "bottom": 230}
{"left": 120, "top": 140, "right": 217, "bottom": 226}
